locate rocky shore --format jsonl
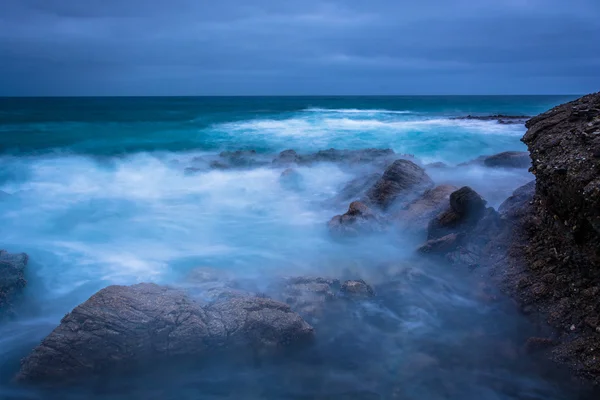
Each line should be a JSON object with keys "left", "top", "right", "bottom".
{"left": 4, "top": 96, "right": 600, "bottom": 391}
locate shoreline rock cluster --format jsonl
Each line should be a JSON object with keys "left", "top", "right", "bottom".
{"left": 4, "top": 101, "right": 600, "bottom": 387}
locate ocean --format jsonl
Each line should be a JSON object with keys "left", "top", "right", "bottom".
{"left": 0, "top": 95, "right": 593, "bottom": 399}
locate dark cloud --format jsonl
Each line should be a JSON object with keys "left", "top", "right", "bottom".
{"left": 1, "top": 0, "right": 599, "bottom": 95}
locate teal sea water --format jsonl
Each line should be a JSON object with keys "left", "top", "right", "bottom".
{"left": 1, "top": 95, "right": 594, "bottom": 400}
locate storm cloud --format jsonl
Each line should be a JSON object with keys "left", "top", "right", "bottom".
{"left": 1, "top": 0, "right": 599, "bottom": 95}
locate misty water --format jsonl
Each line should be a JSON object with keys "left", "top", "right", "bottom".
{"left": 0, "top": 96, "right": 595, "bottom": 399}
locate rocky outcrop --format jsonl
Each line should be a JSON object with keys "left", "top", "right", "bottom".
{"left": 483, "top": 151, "right": 531, "bottom": 168}
{"left": 494, "top": 92, "right": 600, "bottom": 384}
{"left": 395, "top": 184, "right": 457, "bottom": 233}
{"left": 17, "top": 283, "right": 314, "bottom": 383}
{"left": 0, "top": 250, "right": 28, "bottom": 315}
{"left": 327, "top": 201, "right": 386, "bottom": 237}
{"left": 304, "top": 148, "right": 395, "bottom": 165}
{"left": 272, "top": 149, "right": 300, "bottom": 166}
{"left": 366, "top": 159, "right": 434, "bottom": 209}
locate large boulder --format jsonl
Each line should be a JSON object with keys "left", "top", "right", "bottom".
{"left": 366, "top": 160, "right": 434, "bottom": 209}
{"left": 395, "top": 184, "right": 457, "bottom": 232}
{"left": 483, "top": 151, "right": 531, "bottom": 168}
{"left": 330, "top": 173, "right": 381, "bottom": 204}
{"left": 328, "top": 201, "right": 386, "bottom": 237}
{"left": 17, "top": 283, "right": 314, "bottom": 383}
{"left": 279, "top": 168, "right": 304, "bottom": 191}
{"left": 272, "top": 149, "right": 300, "bottom": 166}
{"left": 0, "top": 250, "right": 28, "bottom": 314}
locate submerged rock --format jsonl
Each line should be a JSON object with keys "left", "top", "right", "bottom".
{"left": 17, "top": 283, "right": 314, "bottom": 383}
{"left": 328, "top": 201, "right": 386, "bottom": 237}
{"left": 395, "top": 184, "right": 457, "bottom": 233}
{"left": 331, "top": 173, "right": 381, "bottom": 204}
{"left": 340, "top": 280, "right": 375, "bottom": 298}
{"left": 304, "top": 148, "right": 395, "bottom": 165}
{"left": 279, "top": 168, "right": 304, "bottom": 191}
{"left": 483, "top": 151, "right": 531, "bottom": 168}
{"left": 453, "top": 114, "right": 530, "bottom": 124}
{"left": 0, "top": 250, "right": 28, "bottom": 315}
{"left": 366, "top": 159, "right": 434, "bottom": 209}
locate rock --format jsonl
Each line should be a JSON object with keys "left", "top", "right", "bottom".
{"left": 272, "top": 149, "right": 300, "bottom": 166}
{"left": 453, "top": 114, "right": 531, "bottom": 124}
{"left": 328, "top": 201, "right": 386, "bottom": 237}
{"left": 427, "top": 187, "right": 487, "bottom": 240}
{"left": 417, "top": 233, "right": 459, "bottom": 254}
{"left": 483, "top": 151, "right": 531, "bottom": 168}
{"left": 306, "top": 148, "right": 395, "bottom": 164}
{"left": 340, "top": 280, "right": 375, "bottom": 298}
{"left": 395, "top": 184, "right": 458, "bottom": 232}
{"left": 498, "top": 180, "right": 535, "bottom": 218}
{"left": 279, "top": 168, "right": 304, "bottom": 191}
{"left": 0, "top": 250, "right": 28, "bottom": 314}
{"left": 366, "top": 159, "right": 434, "bottom": 209}
{"left": 331, "top": 173, "right": 381, "bottom": 204}
{"left": 425, "top": 162, "right": 448, "bottom": 169}
{"left": 17, "top": 283, "right": 314, "bottom": 383}
{"left": 270, "top": 277, "right": 341, "bottom": 320}
{"left": 212, "top": 150, "right": 268, "bottom": 169}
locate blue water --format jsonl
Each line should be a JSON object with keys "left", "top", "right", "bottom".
{"left": 0, "top": 95, "right": 592, "bottom": 399}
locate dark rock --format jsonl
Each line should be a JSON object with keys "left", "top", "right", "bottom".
{"left": 270, "top": 277, "right": 341, "bottom": 320}
{"left": 498, "top": 180, "right": 535, "bottom": 218}
{"left": 427, "top": 187, "right": 487, "bottom": 240}
{"left": 340, "top": 280, "right": 375, "bottom": 298}
{"left": 483, "top": 151, "right": 531, "bottom": 168}
{"left": 417, "top": 233, "right": 459, "bottom": 254}
{"left": 394, "top": 184, "right": 458, "bottom": 233}
{"left": 0, "top": 250, "right": 28, "bottom": 314}
{"left": 328, "top": 201, "right": 386, "bottom": 237}
{"left": 366, "top": 159, "right": 434, "bottom": 209}
{"left": 306, "top": 148, "right": 395, "bottom": 165}
{"left": 17, "top": 283, "right": 314, "bottom": 383}
{"left": 212, "top": 150, "right": 268, "bottom": 169}
{"left": 453, "top": 114, "right": 531, "bottom": 124}
{"left": 272, "top": 149, "right": 300, "bottom": 166}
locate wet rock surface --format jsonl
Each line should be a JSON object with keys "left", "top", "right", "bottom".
{"left": 366, "top": 159, "right": 434, "bottom": 209}
{"left": 0, "top": 250, "right": 28, "bottom": 315}
{"left": 17, "top": 283, "right": 314, "bottom": 383}
{"left": 328, "top": 201, "right": 386, "bottom": 237}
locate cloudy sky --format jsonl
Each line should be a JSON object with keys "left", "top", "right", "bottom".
{"left": 1, "top": 0, "right": 599, "bottom": 96}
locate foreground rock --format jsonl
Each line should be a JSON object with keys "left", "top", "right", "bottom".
{"left": 0, "top": 250, "right": 28, "bottom": 315}
{"left": 418, "top": 187, "right": 501, "bottom": 267}
{"left": 496, "top": 92, "right": 600, "bottom": 384}
{"left": 366, "top": 159, "right": 434, "bottom": 209}
{"left": 279, "top": 168, "right": 304, "bottom": 191}
{"left": 328, "top": 201, "right": 386, "bottom": 237}
{"left": 395, "top": 184, "right": 457, "bottom": 233}
{"left": 17, "top": 283, "right": 314, "bottom": 383}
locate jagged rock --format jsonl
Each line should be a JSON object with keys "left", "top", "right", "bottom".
{"left": 366, "top": 159, "right": 434, "bottom": 209}
{"left": 17, "top": 283, "right": 314, "bottom": 383}
{"left": 340, "top": 280, "right": 375, "bottom": 298}
{"left": 272, "top": 149, "right": 300, "bottom": 166}
{"left": 395, "top": 184, "right": 458, "bottom": 232}
{"left": 328, "top": 201, "right": 386, "bottom": 237}
{"left": 0, "top": 250, "right": 28, "bottom": 314}
{"left": 483, "top": 151, "right": 531, "bottom": 168}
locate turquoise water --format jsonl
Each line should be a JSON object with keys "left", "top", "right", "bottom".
{"left": 0, "top": 96, "right": 592, "bottom": 399}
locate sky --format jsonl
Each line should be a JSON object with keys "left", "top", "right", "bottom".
{"left": 1, "top": 0, "right": 599, "bottom": 96}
